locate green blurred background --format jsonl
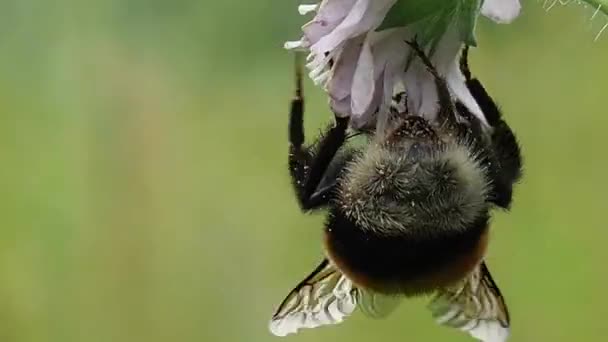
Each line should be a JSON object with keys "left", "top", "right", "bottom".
{"left": 0, "top": 1, "right": 607, "bottom": 341}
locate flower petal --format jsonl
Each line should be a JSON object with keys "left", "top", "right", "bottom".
{"left": 311, "top": 0, "right": 396, "bottom": 55}
{"left": 328, "top": 35, "right": 365, "bottom": 101}
{"left": 481, "top": 0, "right": 521, "bottom": 24}
{"left": 402, "top": 25, "right": 460, "bottom": 121}
{"left": 404, "top": 61, "right": 438, "bottom": 120}
{"left": 438, "top": 26, "right": 488, "bottom": 126}
{"left": 351, "top": 72, "right": 384, "bottom": 127}
{"left": 284, "top": 39, "right": 309, "bottom": 50}
{"left": 302, "top": 0, "right": 358, "bottom": 44}
{"left": 350, "top": 37, "right": 375, "bottom": 116}
{"left": 330, "top": 95, "right": 352, "bottom": 117}
{"left": 445, "top": 61, "right": 488, "bottom": 127}
{"left": 298, "top": 4, "right": 320, "bottom": 15}
{"left": 372, "top": 68, "right": 398, "bottom": 134}
{"left": 306, "top": 51, "right": 334, "bottom": 87}
{"left": 348, "top": 28, "right": 411, "bottom": 125}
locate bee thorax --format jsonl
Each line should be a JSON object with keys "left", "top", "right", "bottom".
{"left": 337, "top": 141, "right": 490, "bottom": 237}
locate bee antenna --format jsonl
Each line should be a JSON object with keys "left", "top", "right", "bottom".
{"left": 405, "top": 37, "right": 457, "bottom": 127}
{"left": 405, "top": 38, "right": 439, "bottom": 80}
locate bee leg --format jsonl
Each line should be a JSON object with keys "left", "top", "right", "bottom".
{"left": 455, "top": 100, "right": 514, "bottom": 208}
{"left": 288, "top": 54, "right": 314, "bottom": 205}
{"left": 491, "top": 122, "right": 522, "bottom": 200}
{"left": 405, "top": 39, "right": 457, "bottom": 126}
{"left": 459, "top": 46, "right": 523, "bottom": 208}
{"left": 298, "top": 116, "right": 349, "bottom": 210}
{"left": 452, "top": 100, "right": 509, "bottom": 202}
{"left": 459, "top": 45, "right": 501, "bottom": 126}
{"left": 483, "top": 119, "right": 522, "bottom": 210}
{"left": 288, "top": 54, "right": 349, "bottom": 211}
{"left": 454, "top": 101, "right": 483, "bottom": 139}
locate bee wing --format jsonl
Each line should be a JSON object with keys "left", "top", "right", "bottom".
{"left": 357, "top": 289, "right": 401, "bottom": 319}
{"left": 428, "top": 262, "right": 510, "bottom": 342}
{"left": 269, "top": 259, "right": 358, "bottom": 336}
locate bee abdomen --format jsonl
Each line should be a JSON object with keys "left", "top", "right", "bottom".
{"left": 323, "top": 212, "right": 489, "bottom": 296}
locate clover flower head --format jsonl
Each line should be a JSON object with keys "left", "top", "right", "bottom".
{"left": 285, "top": 0, "right": 522, "bottom": 129}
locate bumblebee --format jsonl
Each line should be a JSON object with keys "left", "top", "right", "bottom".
{"left": 269, "top": 42, "right": 522, "bottom": 342}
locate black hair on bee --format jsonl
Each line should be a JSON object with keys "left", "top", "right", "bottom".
{"left": 270, "top": 40, "right": 520, "bottom": 341}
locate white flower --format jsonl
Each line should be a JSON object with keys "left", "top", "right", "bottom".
{"left": 285, "top": 0, "right": 522, "bottom": 129}
{"left": 481, "top": 0, "right": 521, "bottom": 24}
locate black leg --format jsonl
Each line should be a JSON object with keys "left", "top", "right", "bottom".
{"left": 455, "top": 101, "right": 483, "bottom": 139}
{"left": 459, "top": 45, "right": 501, "bottom": 126}
{"left": 288, "top": 55, "right": 314, "bottom": 205}
{"left": 452, "top": 101, "right": 513, "bottom": 207}
{"left": 491, "top": 121, "right": 523, "bottom": 196}
{"left": 288, "top": 54, "right": 350, "bottom": 211}
{"left": 302, "top": 117, "right": 348, "bottom": 201}
{"left": 406, "top": 39, "right": 457, "bottom": 126}
{"left": 459, "top": 45, "right": 472, "bottom": 81}
{"left": 459, "top": 46, "right": 523, "bottom": 208}
{"left": 460, "top": 46, "right": 522, "bottom": 184}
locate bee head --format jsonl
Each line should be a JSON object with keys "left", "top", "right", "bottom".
{"left": 338, "top": 134, "right": 491, "bottom": 237}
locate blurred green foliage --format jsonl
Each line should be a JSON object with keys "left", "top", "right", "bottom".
{"left": 0, "top": 1, "right": 607, "bottom": 341}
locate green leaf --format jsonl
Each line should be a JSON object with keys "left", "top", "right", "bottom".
{"left": 377, "top": 0, "right": 459, "bottom": 31}
{"left": 459, "top": 0, "right": 482, "bottom": 46}
{"left": 378, "top": 0, "right": 482, "bottom": 46}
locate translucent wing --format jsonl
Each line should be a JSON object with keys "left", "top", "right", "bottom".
{"left": 269, "top": 259, "right": 357, "bottom": 336}
{"left": 428, "top": 262, "right": 510, "bottom": 342}
{"left": 357, "top": 288, "right": 401, "bottom": 319}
